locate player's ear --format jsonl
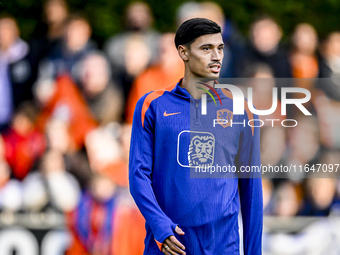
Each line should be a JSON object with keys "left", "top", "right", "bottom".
{"left": 178, "top": 45, "right": 189, "bottom": 61}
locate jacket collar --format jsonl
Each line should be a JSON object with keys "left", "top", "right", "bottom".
{"left": 171, "top": 78, "right": 226, "bottom": 102}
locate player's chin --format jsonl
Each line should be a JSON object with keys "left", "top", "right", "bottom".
{"left": 206, "top": 71, "right": 220, "bottom": 79}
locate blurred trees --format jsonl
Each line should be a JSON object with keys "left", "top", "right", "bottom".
{"left": 2, "top": 0, "right": 340, "bottom": 47}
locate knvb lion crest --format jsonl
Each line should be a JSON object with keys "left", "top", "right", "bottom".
{"left": 188, "top": 134, "right": 215, "bottom": 168}
{"left": 216, "top": 109, "right": 233, "bottom": 128}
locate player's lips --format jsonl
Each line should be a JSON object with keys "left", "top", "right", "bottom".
{"left": 208, "top": 64, "right": 221, "bottom": 73}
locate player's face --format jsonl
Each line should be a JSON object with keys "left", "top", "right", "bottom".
{"left": 186, "top": 33, "right": 224, "bottom": 79}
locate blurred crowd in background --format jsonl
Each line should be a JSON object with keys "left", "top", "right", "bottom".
{"left": 1, "top": 0, "right": 340, "bottom": 254}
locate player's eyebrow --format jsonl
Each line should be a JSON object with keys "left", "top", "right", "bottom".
{"left": 199, "top": 43, "right": 225, "bottom": 48}
{"left": 200, "top": 44, "right": 213, "bottom": 48}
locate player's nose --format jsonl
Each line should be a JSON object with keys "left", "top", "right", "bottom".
{"left": 211, "top": 48, "right": 222, "bottom": 61}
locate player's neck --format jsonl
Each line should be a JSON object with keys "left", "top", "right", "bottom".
{"left": 181, "top": 73, "right": 215, "bottom": 99}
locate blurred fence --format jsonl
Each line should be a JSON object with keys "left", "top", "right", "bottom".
{"left": 0, "top": 214, "right": 339, "bottom": 255}
{"left": 0, "top": 211, "right": 69, "bottom": 255}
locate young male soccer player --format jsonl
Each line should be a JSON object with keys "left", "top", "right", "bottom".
{"left": 129, "top": 18, "right": 263, "bottom": 255}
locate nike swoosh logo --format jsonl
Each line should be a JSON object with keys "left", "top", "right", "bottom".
{"left": 164, "top": 111, "right": 181, "bottom": 117}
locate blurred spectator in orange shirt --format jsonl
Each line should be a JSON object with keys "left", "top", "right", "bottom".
{"left": 291, "top": 23, "right": 319, "bottom": 79}
{"left": 125, "top": 33, "right": 184, "bottom": 123}
{"left": 2, "top": 102, "right": 46, "bottom": 180}
{"left": 66, "top": 174, "right": 145, "bottom": 255}
{"left": 290, "top": 24, "right": 319, "bottom": 113}
{"left": 36, "top": 75, "right": 97, "bottom": 150}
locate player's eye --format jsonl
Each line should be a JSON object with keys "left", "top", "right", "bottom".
{"left": 202, "top": 47, "right": 210, "bottom": 51}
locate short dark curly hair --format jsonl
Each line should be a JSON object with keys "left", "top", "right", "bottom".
{"left": 175, "top": 18, "right": 222, "bottom": 49}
